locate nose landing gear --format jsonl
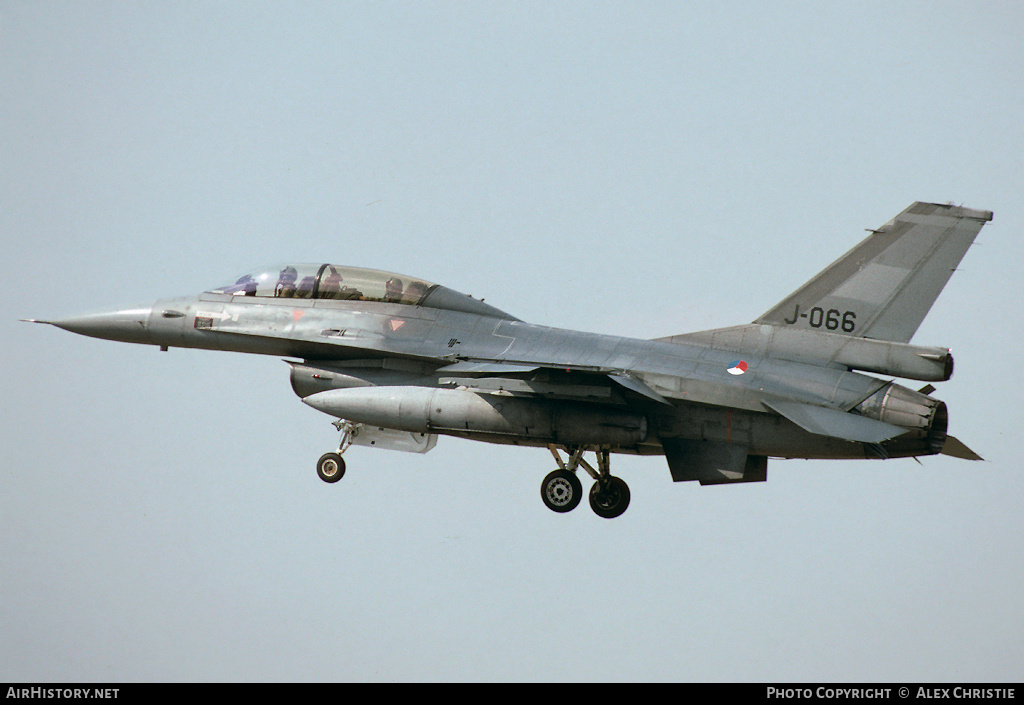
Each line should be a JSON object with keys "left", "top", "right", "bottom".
{"left": 315, "top": 419, "right": 358, "bottom": 484}
{"left": 543, "top": 445, "right": 630, "bottom": 519}
{"left": 316, "top": 452, "right": 346, "bottom": 483}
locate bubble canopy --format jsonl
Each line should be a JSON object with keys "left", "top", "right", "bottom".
{"left": 207, "top": 264, "right": 517, "bottom": 319}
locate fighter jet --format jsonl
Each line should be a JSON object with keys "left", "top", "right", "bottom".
{"left": 26, "top": 202, "right": 990, "bottom": 518}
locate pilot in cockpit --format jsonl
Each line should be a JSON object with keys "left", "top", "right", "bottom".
{"left": 318, "top": 266, "right": 363, "bottom": 300}
{"left": 275, "top": 266, "right": 298, "bottom": 297}
{"left": 319, "top": 267, "right": 343, "bottom": 299}
{"left": 384, "top": 277, "right": 404, "bottom": 303}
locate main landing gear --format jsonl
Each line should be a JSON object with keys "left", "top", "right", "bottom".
{"left": 541, "top": 445, "right": 630, "bottom": 519}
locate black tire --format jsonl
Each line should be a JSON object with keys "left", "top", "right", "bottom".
{"left": 541, "top": 469, "right": 583, "bottom": 513}
{"left": 589, "top": 476, "right": 630, "bottom": 519}
{"left": 317, "top": 453, "right": 346, "bottom": 483}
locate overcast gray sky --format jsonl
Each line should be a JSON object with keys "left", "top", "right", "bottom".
{"left": 3, "top": 1, "right": 1022, "bottom": 682}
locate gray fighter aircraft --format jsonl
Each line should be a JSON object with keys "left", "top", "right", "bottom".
{"left": 26, "top": 202, "right": 990, "bottom": 518}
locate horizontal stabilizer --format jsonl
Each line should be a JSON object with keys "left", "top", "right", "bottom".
{"left": 941, "top": 435, "right": 983, "bottom": 461}
{"left": 763, "top": 399, "right": 906, "bottom": 443}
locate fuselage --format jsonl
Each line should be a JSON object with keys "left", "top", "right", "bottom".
{"left": 55, "top": 282, "right": 943, "bottom": 462}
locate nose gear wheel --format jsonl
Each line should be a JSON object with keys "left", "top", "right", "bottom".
{"left": 315, "top": 419, "right": 360, "bottom": 484}
{"left": 317, "top": 452, "right": 346, "bottom": 483}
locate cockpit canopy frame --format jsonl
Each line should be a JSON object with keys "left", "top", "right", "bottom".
{"left": 207, "top": 264, "right": 519, "bottom": 320}
{"left": 209, "top": 264, "right": 437, "bottom": 306}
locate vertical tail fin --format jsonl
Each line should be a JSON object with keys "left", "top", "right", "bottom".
{"left": 755, "top": 202, "right": 992, "bottom": 343}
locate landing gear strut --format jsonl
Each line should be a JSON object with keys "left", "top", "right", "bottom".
{"left": 316, "top": 419, "right": 359, "bottom": 484}
{"left": 543, "top": 445, "right": 630, "bottom": 519}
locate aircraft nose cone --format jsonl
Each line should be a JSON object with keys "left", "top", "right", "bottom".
{"left": 49, "top": 307, "right": 154, "bottom": 344}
